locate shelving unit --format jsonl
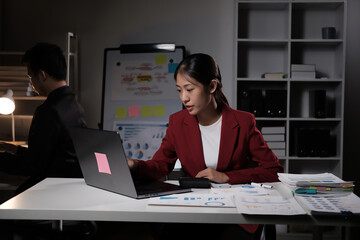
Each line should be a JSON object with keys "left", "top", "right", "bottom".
{"left": 0, "top": 32, "right": 78, "bottom": 141}
{"left": 235, "top": 0, "right": 346, "bottom": 178}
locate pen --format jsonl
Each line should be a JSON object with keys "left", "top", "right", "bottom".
{"left": 251, "top": 182, "right": 273, "bottom": 189}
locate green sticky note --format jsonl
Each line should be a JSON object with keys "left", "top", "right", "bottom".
{"left": 154, "top": 105, "right": 165, "bottom": 116}
{"left": 155, "top": 54, "right": 167, "bottom": 65}
{"left": 115, "top": 107, "right": 127, "bottom": 118}
{"left": 141, "top": 106, "right": 153, "bottom": 117}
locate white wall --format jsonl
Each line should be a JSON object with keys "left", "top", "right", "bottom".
{"left": 1, "top": 0, "right": 235, "bottom": 128}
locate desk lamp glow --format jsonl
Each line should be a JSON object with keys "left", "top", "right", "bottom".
{"left": 0, "top": 89, "right": 16, "bottom": 141}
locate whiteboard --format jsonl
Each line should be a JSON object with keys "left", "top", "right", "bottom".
{"left": 101, "top": 45, "right": 185, "bottom": 131}
{"left": 100, "top": 45, "right": 184, "bottom": 161}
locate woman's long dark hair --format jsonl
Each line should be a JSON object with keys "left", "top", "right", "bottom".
{"left": 174, "top": 53, "right": 229, "bottom": 110}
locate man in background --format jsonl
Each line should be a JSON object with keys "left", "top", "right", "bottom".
{"left": 0, "top": 42, "right": 86, "bottom": 194}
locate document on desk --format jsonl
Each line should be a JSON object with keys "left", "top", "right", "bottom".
{"left": 211, "top": 184, "right": 269, "bottom": 196}
{"left": 278, "top": 172, "right": 345, "bottom": 187}
{"left": 295, "top": 193, "right": 360, "bottom": 215}
{"left": 148, "top": 194, "right": 236, "bottom": 208}
{"left": 234, "top": 194, "right": 307, "bottom": 215}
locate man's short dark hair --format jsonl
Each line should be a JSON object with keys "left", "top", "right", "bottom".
{"left": 23, "top": 42, "right": 67, "bottom": 81}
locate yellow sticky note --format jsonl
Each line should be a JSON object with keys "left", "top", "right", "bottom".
{"left": 154, "top": 105, "right": 165, "bottom": 116}
{"left": 155, "top": 54, "right": 167, "bottom": 65}
{"left": 115, "top": 107, "right": 127, "bottom": 118}
{"left": 141, "top": 106, "right": 153, "bottom": 117}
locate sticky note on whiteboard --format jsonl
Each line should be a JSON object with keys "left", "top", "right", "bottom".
{"left": 94, "top": 152, "right": 112, "bottom": 174}
{"left": 155, "top": 54, "right": 167, "bottom": 65}
{"left": 141, "top": 106, "right": 153, "bottom": 117}
{"left": 154, "top": 105, "right": 165, "bottom": 116}
{"left": 115, "top": 107, "right": 127, "bottom": 118}
{"left": 128, "top": 105, "right": 140, "bottom": 117}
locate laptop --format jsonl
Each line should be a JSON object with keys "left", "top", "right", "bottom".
{"left": 70, "top": 127, "right": 191, "bottom": 199}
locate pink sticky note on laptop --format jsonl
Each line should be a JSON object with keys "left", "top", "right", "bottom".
{"left": 94, "top": 152, "right": 112, "bottom": 174}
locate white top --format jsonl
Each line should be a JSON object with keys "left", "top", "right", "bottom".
{"left": 198, "top": 116, "right": 222, "bottom": 169}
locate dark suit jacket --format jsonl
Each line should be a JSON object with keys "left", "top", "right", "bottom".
{"left": 138, "top": 104, "right": 283, "bottom": 184}
{"left": 1, "top": 86, "right": 86, "bottom": 193}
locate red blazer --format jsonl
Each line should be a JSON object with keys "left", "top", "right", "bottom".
{"left": 138, "top": 104, "right": 283, "bottom": 234}
{"left": 138, "top": 104, "right": 283, "bottom": 184}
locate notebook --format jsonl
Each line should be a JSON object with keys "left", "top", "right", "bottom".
{"left": 70, "top": 127, "right": 191, "bottom": 199}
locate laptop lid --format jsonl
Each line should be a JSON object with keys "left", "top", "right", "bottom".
{"left": 70, "top": 127, "right": 190, "bottom": 199}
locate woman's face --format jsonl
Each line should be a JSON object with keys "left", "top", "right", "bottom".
{"left": 176, "top": 73, "right": 212, "bottom": 116}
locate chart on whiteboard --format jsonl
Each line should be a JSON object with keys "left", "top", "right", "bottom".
{"left": 111, "top": 57, "right": 179, "bottom": 101}
{"left": 114, "top": 121, "right": 168, "bottom": 160}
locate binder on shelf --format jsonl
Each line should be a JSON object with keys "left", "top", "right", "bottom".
{"left": 264, "top": 90, "right": 286, "bottom": 117}
{"left": 309, "top": 90, "right": 326, "bottom": 118}
{"left": 294, "top": 128, "right": 335, "bottom": 157}
{"left": 237, "top": 88, "right": 251, "bottom": 112}
{"left": 249, "top": 89, "right": 264, "bottom": 117}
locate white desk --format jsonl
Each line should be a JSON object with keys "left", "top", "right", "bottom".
{"left": 0, "top": 178, "right": 359, "bottom": 227}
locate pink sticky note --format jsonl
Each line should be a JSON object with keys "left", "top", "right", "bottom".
{"left": 128, "top": 105, "right": 140, "bottom": 117}
{"left": 94, "top": 152, "right": 112, "bottom": 174}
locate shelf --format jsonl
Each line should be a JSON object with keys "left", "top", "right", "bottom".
{"left": 238, "top": 1, "right": 289, "bottom": 39}
{"left": 237, "top": 39, "right": 289, "bottom": 43}
{"left": 288, "top": 156, "right": 341, "bottom": 161}
{"left": 14, "top": 96, "right": 46, "bottom": 100}
{"left": 289, "top": 117, "right": 341, "bottom": 121}
{"left": 237, "top": 43, "right": 289, "bottom": 78}
{"left": 290, "top": 81, "right": 342, "bottom": 118}
{"left": 290, "top": 39, "right": 343, "bottom": 44}
{"left": 236, "top": 0, "right": 345, "bottom": 179}
{"left": 0, "top": 115, "right": 33, "bottom": 119}
{"left": 291, "top": 1, "right": 345, "bottom": 39}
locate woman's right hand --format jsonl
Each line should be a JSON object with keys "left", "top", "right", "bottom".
{"left": 127, "top": 158, "right": 139, "bottom": 171}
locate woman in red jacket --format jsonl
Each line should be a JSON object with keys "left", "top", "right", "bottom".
{"left": 128, "top": 53, "right": 283, "bottom": 240}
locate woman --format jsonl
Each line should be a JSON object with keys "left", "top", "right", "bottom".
{"left": 128, "top": 53, "right": 283, "bottom": 239}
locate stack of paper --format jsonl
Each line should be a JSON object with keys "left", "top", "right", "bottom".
{"left": 278, "top": 172, "right": 360, "bottom": 215}
{"left": 277, "top": 172, "right": 354, "bottom": 195}
{"left": 291, "top": 64, "right": 316, "bottom": 79}
{"left": 261, "top": 126, "right": 286, "bottom": 157}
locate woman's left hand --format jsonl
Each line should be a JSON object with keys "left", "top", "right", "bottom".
{"left": 195, "top": 168, "right": 230, "bottom": 183}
